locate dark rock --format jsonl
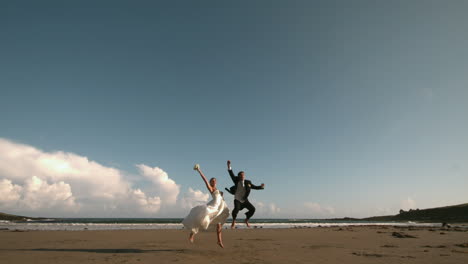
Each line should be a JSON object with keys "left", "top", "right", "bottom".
{"left": 352, "top": 252, "right": 384, "bottom": 257}
{"left": 392, "top": 232, "right": 417, "bottom": 238}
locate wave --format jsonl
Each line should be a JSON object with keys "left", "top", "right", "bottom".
{"left": 0, "top": 220, "right": 445, "bottom": 231}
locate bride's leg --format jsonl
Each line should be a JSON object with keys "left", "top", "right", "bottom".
{"left": 216, "top": 224, "right": 224, "bottom": 248}
{"left": 189, "top": 231, "right": 195, "bottom": 243}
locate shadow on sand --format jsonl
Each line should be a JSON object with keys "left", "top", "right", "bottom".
{"left": 15, "top": 248, "right": 186, "bottom": 254}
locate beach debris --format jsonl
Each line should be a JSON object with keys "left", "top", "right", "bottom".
{"left": 352, "top": 252, "right": 384, "bottom": 257}
{"left": 422, "top": 245, "right": 446, "bottom": 248}
{"left": 452, "top": 249, "right": 468, "bottom": 254}
{"left": 456, "top": 243, "right": 468, "bottom": 248}
{"left": 381, "top": 244, "right": 398, "bottom": 248}
{"left": 392, "top": 232, "right": 417, "bottom": 238}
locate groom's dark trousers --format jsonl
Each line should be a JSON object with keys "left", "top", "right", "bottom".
{"left": 232, "top": 199, "right": 256, "bottom": 220}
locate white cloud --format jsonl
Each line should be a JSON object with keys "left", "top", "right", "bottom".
{"left": 0, "top": 179, "right": 22, "bottom": 205}
{"left": 0, "top": 176, "right": 79, "bottom": 215}
{"left": 304, "top": 202, "right": 335, "bottom": 217}
{"left": 400, "top": 197, "right": 416, "bottom": 211}
{"left": 268, "top": 203, "right": 281, "bottom": 215}
{"left": 129, "top": 189, "right": 161, "bottom": 214}
{"left": 21, "top": 176, "right": 78, "bottom": 211}
{"left": 253, "top": 201, "right": 281, "bottom": 217}
{"left": 0, "top": 138, "right": 128, "bottom": 201}
{"left": 179, "top": 187, "right": 210, "bottom": 209}
{"left": 136, "top": 164, "right": 180, "bottom": 205}
{"left": 0, "top": 138, "right": 176, "bottom": 217}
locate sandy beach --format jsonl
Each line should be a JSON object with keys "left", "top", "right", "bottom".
{"left": 1, "top": 226, "right": 467, "bottom": 264}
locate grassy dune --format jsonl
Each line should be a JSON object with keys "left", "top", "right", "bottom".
{"left": 364, "top": 203, "right": 468, "bottom": 223}
{"left": 0, "top": 212, "right": 32, "bottom": 221}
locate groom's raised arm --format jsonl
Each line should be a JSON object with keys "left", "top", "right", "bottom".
{"left": 227, "top": 160, "right": 237, "bottom": 184}
{"left": 250, "top": 181, "right": 265, "bottom": 190}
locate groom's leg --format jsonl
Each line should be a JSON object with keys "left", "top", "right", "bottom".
{"left": 244, "top": 200, "right": 256, "bottom": 220}
{"left": 231, "top": 199, "right": 242, "bottom": 228}
{"left": 232, "top": 199, "right": 242, "bottom": 220}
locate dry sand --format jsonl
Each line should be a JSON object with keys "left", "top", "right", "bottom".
{"left": 1, "top": 226, "right": 467, "bottom": 264}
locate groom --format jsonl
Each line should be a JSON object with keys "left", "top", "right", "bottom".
{"left": 226, "top": 160, "right": 265, "bottom": 228}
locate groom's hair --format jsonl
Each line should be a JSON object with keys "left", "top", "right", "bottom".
{"left": 237, "top": 171, "right": 244, "bottom": 177}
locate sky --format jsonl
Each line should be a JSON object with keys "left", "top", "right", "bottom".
{"left": 1, "top": 0, "right": 467, "bottom": 218}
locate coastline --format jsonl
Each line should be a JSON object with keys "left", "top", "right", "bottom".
{"left": 1, "top": 219, "right": 457, "bottom": 231}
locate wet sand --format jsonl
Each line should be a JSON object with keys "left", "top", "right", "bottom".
{"left": 1, "top": 226, "right": 467, "bottom": 264}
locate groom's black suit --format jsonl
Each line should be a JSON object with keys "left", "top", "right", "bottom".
{"left": 228, "top": 168, "right": 264, "bottom": 220}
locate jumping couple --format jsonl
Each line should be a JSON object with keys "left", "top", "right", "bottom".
{"left": 182, "top": 160, "right": 265, "bottom": 248}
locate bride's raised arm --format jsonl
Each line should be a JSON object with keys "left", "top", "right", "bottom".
{"left": 194, "top": 166, "right": 214, "bottom": 193}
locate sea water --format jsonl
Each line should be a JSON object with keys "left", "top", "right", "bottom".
{"left": 0, "top": 218, "right": 442, "bottom": 231}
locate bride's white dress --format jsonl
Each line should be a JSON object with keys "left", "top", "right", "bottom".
{"left": 182, "top": 189, "right": 230, "bottom": 234}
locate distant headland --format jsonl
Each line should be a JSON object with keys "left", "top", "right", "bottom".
{"left": 329, "top": 203, "right": 468, "bottom": 223}
{"left": 0, "top": 212, "right": 44, "bottom": 221}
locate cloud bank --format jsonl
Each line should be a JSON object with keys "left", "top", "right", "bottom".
{"left": 400, "top": 197, "right": 417, "bottom": 211}
{"left": 254, "top": 202, "right": 281, "bottom": 217}
{"left": 304, "top": 202, "right": 335, "bottom": 217}
{"left": 0, "top": 138, "right": 205, "bottom": 217}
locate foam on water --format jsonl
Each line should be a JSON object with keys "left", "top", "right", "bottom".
{"left": 0, "top": 220, "right": 442, "bottom": 231}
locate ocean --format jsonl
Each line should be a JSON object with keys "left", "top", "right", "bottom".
{"left": 0, "top": 218, "right": 441, "bottom": 231}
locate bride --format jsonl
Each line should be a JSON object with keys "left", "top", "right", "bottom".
{"left": 182, "top": 164, "right": 230, "bottom": 248}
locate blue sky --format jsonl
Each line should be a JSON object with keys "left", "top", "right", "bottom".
{"left": 1, "top": 1, "right": 467, "bottom": 218}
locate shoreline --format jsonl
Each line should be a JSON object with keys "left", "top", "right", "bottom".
{"left": 2, "top": 221, "right": 462, "bottom": 231}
